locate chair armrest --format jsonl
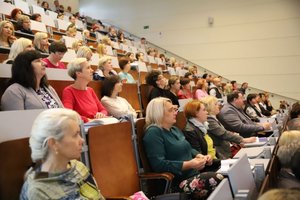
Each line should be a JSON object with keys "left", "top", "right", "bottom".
{"left": 139, "top": 172, "right": 174, "bottom": 182}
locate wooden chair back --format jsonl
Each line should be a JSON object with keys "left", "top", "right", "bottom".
{"left": 119, "top": 83, "right": 141, "bottom": 111}
{"left": 174, "top": 111, "right": 187, "bottom": 130}
{"left": 0, "top": 138, "right": 32, "bottom": 200}
{"left": 87, "top": 122, "right": 140, "bottom": 197}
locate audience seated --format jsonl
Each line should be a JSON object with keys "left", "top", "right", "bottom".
{"left": 258, "top": 93, "right": 272, "bottom": 116}
{"left": 93, "top": 56, "right": 117, "bottom": 80}
{"left": 222, "top": 83, "right": 233, "bottom": 96}
{"left": 276, "top": 141, "right": 300, "bottom": 189}
{"left": 34, "top": 32, "right": 50, "bottom": 54}
{"left": 290, "top": 102, "right": 300, "bottom": 119}
{"left": 66, "top": 24, "right": 77, "bottom": 38}
{"left": 107, "top": 26, "right": 117, "bottom": 42}
{"left": 238, "top": 82, "right": 248, "bottom": 95}
{"left": 42, "top": 41, "right": 67, "bottom": 69}
{"left": 136, "top": 52, "right": 145, "bottom": 62}
{"left": 217, "top": 91, "right": 271, "bottom": 138}
{"left": 287, "top": 118, "right": 300, "bottom": 130}
{"left": 167, "top": 75, "right": 180, "bottom": 107}
{"left": 101, "top": 36, "right": 112, "bottom": 47}
{"left": 19, "top": 109, "right": 105, "bottom": 200}
{"left": 57, "top": 13, "right": 64, "bottom": 20}
{"left": 143, "top": 97, "right": 223, "bottom": 198}
{"left": 183, "top": 100, "right": 218, "bottom": 161}
{"left": 0, "top": 20, "right": 16, "bottom": 47}
{"left": 10, "top": 8, "right": 23, "bottom": 21}
{"left": 201, "top": 96, "right": 256, "bottom": 159}
{"left": 126, "top": 52, "right": 136, "bottom": 63}
{"left": 71, "top": 40, "right": 83, "bottom": 53}
{"left": 101, "top": 75, "right": 137, "bottom": 119}
{"left": 62, "top": 58, "right": 107, "bottom": 122}
{"left": 1, "top": 50, "right": 63, "bottom": 111}
{"left": 278, "top": 130, "right": 300, "bottom": 147}
{"left": 68, "top": 15, "right": 76, "bottom": 26}
{"left": 263, "top": 92, "right": 274, "bottom": 112}
{"left": 258, "top": 188, "right": 300, "bottom": 200}
{"left": 31, "top": 13, "right": 42, "bottom": 22}
{"left": 244, "top": 93, "right": 265, "bottom": 122}
{"left": 117, "top": 29, "right": 125, "bottom": 43}
{"left": 96, "top": 43, "right": 107, "bottom": 58}
{"left": 146, "top": 70, "right": 173, "bottom": 102}
{"left": 3, "top": 37, "right": 34, "bottom": 64}
{"left": 41, "top": 1, "right": 51, "bottom": 12}
{"left": 291, "top": 148, "right": 300, "bottom": 182}
{"left": 76, "top": 46, "right": 92, "bottom": 61}
{"left": 177, "top": 78, "right": 192, "bottom": 99}
{"left": 208, "top": 77, "right": 223, "bottom": 99}
{"left": 194, "top": 79, "right": 209, "bottom": 100}
{"left": 118, "top": 58, "right": 136, "bottom": 83}
{"left": 17, "top": 15, "right": 34, "bottom": 35}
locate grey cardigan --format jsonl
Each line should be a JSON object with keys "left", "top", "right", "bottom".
{"left": 217, "top": 103, "right": 264, "bottom": 138}
{"left": 207, "top": 115, "right": 243, "bottom": 159}
{"left": 1, "top": 83, "right": 63, "bottom": 111}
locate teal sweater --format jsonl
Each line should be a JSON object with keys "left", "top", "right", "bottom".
{"left": 143, "top": 125, "right": 199, "bottom": 185}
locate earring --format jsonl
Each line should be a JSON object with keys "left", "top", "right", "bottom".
{"left": 55, "top": 149, "right": 58, "bottom": 155}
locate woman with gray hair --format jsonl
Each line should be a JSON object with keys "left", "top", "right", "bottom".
{"left": 62, "top": 57, "right": 107, "bottom": 122}
{"left": 20, "top": 108, "right": 105, "bottom": 200}
{"left": 143, "top": 97, "right": 223, "bottom": 199}
{"left": 76, "top": 46, "right": 93, "bottom": 61}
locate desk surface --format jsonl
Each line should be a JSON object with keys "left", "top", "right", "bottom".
{"left": 234, "top": 146, "right": 275, "bottom": 159}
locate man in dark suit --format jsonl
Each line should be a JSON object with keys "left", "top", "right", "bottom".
{"left": 217, "top": 91, "right": 271, "bottom": 138}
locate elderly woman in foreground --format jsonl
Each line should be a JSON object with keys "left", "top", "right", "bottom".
{"left": 143, "top": 97, "right": 223, "bottom": 199}
{"left": 20, "top": 108, "right": 105, "bottom": 199}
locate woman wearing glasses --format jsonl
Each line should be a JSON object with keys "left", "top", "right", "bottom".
{"left": 143, "top": 97, "right": 223, "bottom": 199}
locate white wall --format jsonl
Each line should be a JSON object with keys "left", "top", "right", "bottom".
{"left": 79, "top": 0, "right": 300, "bottom": 104}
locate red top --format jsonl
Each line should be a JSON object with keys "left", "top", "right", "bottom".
{"left": 62, "top": 85, "right": 108, "bottom": 122}
{"left": 177, "top": 89, "right": 193, "bottom": 99}
{"left": 42, "top": 58, "right": 66, "bottom": 69}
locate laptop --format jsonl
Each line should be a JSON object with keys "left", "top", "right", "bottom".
{"left": 227, "top": 153, "right": 258, "bottom": 200}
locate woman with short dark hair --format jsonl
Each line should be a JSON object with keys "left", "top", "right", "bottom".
{"left": 118, "top": 58, "right": 135, "bottom": 83}
{"left": 101, "top": 75, "right": 137, "bottom": 119}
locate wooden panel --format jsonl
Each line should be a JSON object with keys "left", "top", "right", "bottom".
{"left": 48, "top": 80, "right": 73, "bottom": 100}
{"left": 0, "top": 138, "right": 32, "bottom": 200}
{"left": 119, "top": 83, "right": 141, "bottom": 111}
{"left": 88, "top": 122, "right": 140, "bottom": 197}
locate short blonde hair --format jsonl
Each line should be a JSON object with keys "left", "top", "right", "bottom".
{"left": 7, "top": 37, "right": 32, "bottom": 60}
{"left": 33, "top": 32, "right": 48, "bottom": 50}
{"left": 96, "top": 43, "right": 106, "bottom": 57}
{"left": 146, "top": 97, "right": 171, "bottom": 128}
{"left": 67, "top": 57, "right": 87, "bottom": 80}
{"left": 258, "top": 188, "right": 300, "bottom": 200}
{"left": 201, "top": 96, "right": 218, "bottom": 115}
{"left": 278, "top": 130, "right": 300, "bottom": 146}
{"left": 98, "top": 55, "right": 111, "bottom": 69}
{"left": 101, "top": 36, "right": 111, "bottom": 46}
{"left": 76, "top": 46, "right": 92, "bottom": 59}
{"left": 71, "top": 40, "right": 83, "bottom": 52}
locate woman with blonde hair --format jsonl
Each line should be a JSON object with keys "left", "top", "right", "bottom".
{"left": 71, "top": 40, "right": 83, "bottom": 53}
{"left": 0, "top": 20, "right": 16, "bottom": 47}
{"left": 101, "top": 36, "right": 112, "bottom": 46}
{"left": 62, "top": 58, "right": 108, "bottom": 122}
{"left": 93, "top": 55, "right": 117, "bottom": 80}
{"left": 278, "top": 130, "right": 300, "bottom": 146}
{"left": 34, "top": 32, "right": 49, "bottom": 53}
{"left": 3, "top": 37, "right": 34, "bottom": 64}
{"left": 76, "top": 46, "right": 93, "bottom": 61}
{"left": 96, "top": 43, "right": 107, "bottom": 58}
{"left": 201, "top": 96, "right": 256, "bottom": 159}
{"left": 194, "top": 78, "right": 208, "bottom": 100}
{"left": 66, "top": 24, "right": 77, "bottom": 38}
{"left": 143, "top": 97, "right": 223, "bottom": 199}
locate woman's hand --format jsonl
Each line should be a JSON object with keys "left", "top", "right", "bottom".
{"left": 204, "top": 155, "right": 213, "bottom": 166}
{"left": 94, "top": 112, "right": 106, "bottom": 119}
{"left": 242, "top": 137, "right": 256, "bottom": 143}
